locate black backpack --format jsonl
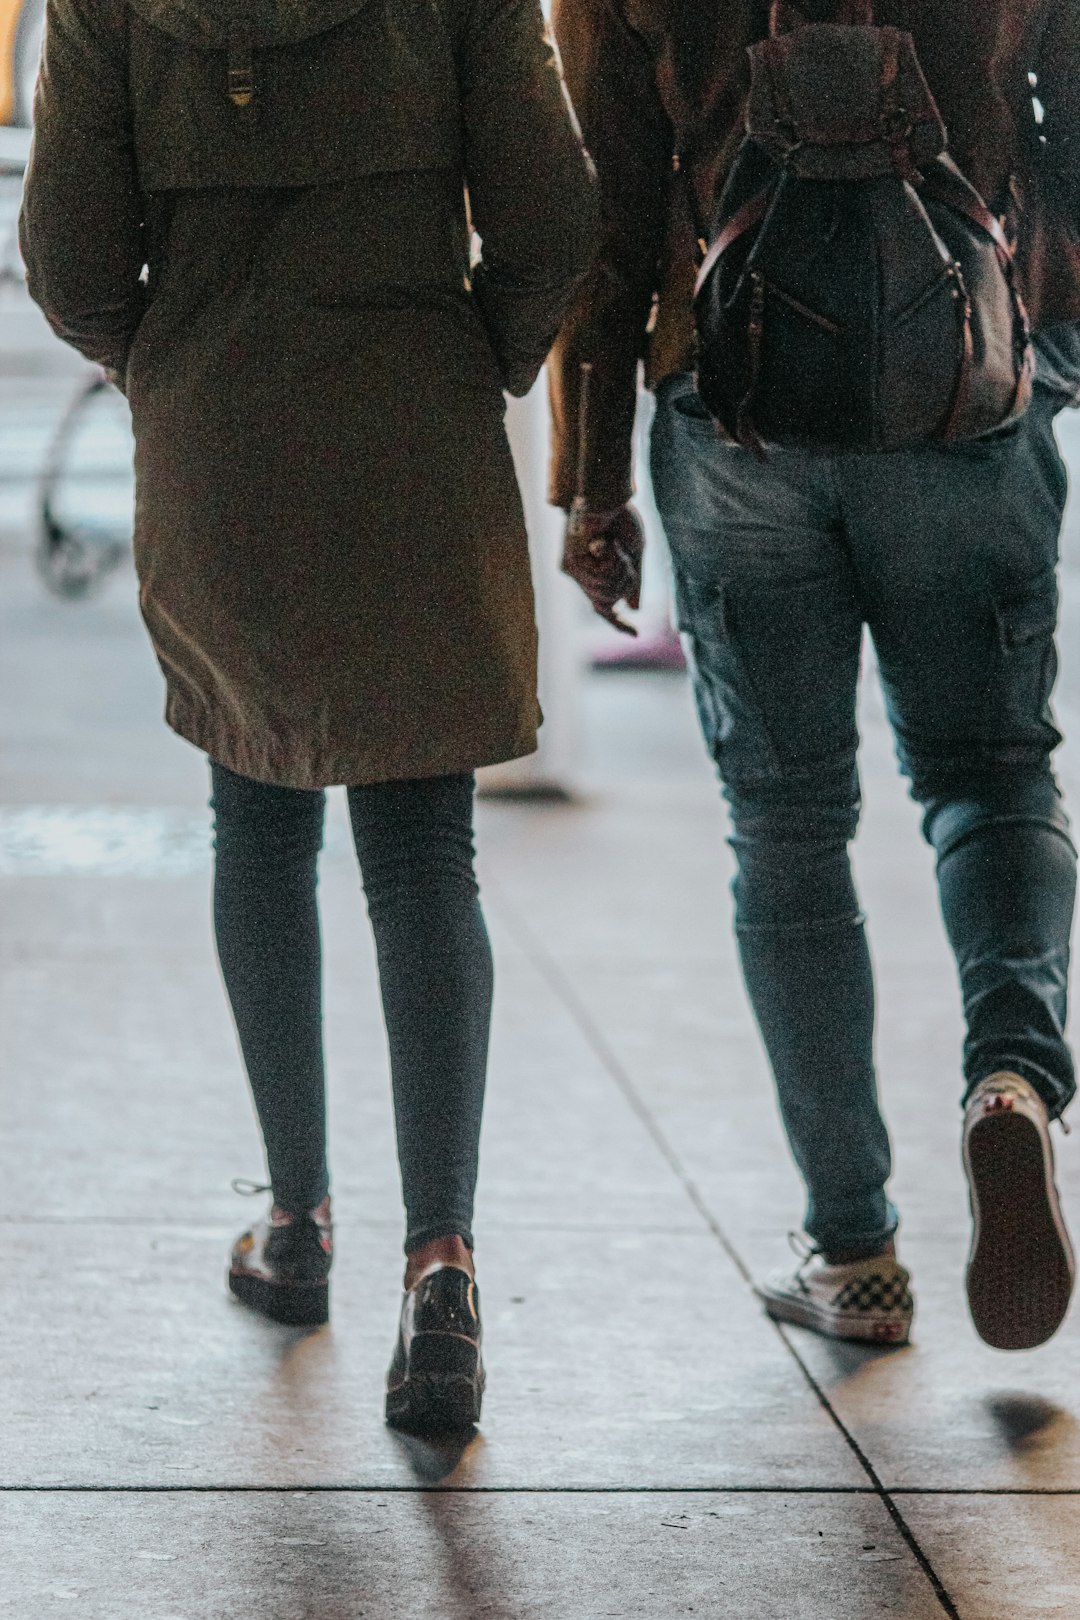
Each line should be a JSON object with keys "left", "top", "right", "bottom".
{"left": 692, "top": 0, "right": 1034, "bottom": 453}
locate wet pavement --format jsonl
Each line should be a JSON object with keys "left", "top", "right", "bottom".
{"left": 4, "top": 287, "right": 1080, "bottom": 1617}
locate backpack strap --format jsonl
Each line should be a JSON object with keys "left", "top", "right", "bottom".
{"left": 916, "top": 165, "right": 1033, "bottom": 439}
{"left": 919, "top": 165, "right": 1018, "bottom": 272}
{"left": 693, "top": 188, "right": 772, "bottom": 298}
{"left": 759, "top": 38, "right": 797, "bottom": 139}
{"left": 735, "top": 272, "right": 768, "bottom": 457}
{"left": 879, "top": 30, "right": 919, "bottom": 176}
{"left": 940, "top": 279, "right": 975, "bottom": 442}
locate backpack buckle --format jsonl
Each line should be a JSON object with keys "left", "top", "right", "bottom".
{"left": 881, "top": 107, "right": 912, "bottom": 143}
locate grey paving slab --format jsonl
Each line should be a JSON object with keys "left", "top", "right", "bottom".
{"left": 479, "top": 788, "right": 734, "bottom": 967}
{"left": 0, "top": 539, "right": 200, "bottom": 810}
{"left": 0, "top": 1224, "right": 863, "bottom": 1489}
{"left": 900, "top": 1494, "right": 1080, "bottom": 1620}
{"left": 0, "top": 883, "right": 696, "bottom": 1230}
{"left": 532, "top": 954, "right": 807, "bottom": 1252}
{"left": 0, "top": 1490, "right": 944, "bottom": 1620}
{"left": 0, "top": 899, "right": 391, "bottom": 1223}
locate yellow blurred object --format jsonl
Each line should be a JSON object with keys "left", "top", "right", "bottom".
{"left": 0, "top": 0, "right": 23, "bottom": 125}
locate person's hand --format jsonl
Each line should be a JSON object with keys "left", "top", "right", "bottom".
{"left": 562, "top": 503, "right": 645, "bottom": 636}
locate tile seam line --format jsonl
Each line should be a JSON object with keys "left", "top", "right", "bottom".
{"left": 0, "top": 1484, "right": 883, "bottom": 1496}
{"left": 775, "top": 1325, "right": 963, "bottom": 1620}
{"left": 1, "top": 1485, "right": 1074, "bottom": 1497}
{"left": 487, "top": 891, "right": 962, "bottom": 1620}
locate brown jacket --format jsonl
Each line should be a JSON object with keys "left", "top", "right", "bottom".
{"left": 21, "top": 0, "right": 598, "bottom": 789}
{"left": 549, "top": 0, "right": 1080, "bottom": 511}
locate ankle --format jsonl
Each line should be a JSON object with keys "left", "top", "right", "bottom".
{"left": 270, "top": 1195, "right": 331, "bottom": 1228}
{"left": 823, "top": 1238, "right": 896, "bottom": 1266}
{"left": 404, "top": 1234, "right": 474, "bottom": 1291}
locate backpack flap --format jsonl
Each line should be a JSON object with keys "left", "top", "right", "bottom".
{"left": 747, "top": 26, "right": 946, "bottom": 181}
{"left": 694, "top": 5, "right": 1031, "bottom": 453}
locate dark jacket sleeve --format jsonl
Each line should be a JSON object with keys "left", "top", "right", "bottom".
{"left": 19, "top": 0, "right": 145, "bottom": 376}
{"left": 458, "top": 0, "right": 600, "bottom": 397}
{"left": 547, "top": 0, "right": 671, "bottom": 510}
{"left": 1036, "top": 0, "right": 1080, "bottom": 229}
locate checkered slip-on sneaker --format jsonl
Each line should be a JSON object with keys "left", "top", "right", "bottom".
{"left": 963, "top": 1071, "right": 1075, "bottom": 1351}
{"left": 756, "top": 1237, "right": 913, "bottom": 1345}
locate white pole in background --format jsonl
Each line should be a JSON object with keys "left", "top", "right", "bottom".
{"left": 477, "top": 368, "right": 583, "bottom": 797}
{"left": 475, "top": 0, "right": 584, "bottom": 797}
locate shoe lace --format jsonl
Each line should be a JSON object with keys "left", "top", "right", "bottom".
{"left": 786, "top": 1230, "right": 822, "bottom": 1287}
{"left": 231, "top": 1178, "right": 272, "bottom": 1197}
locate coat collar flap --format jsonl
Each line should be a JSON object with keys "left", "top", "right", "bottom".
{"left": 127, "top": 0, "right": 379, "bottom": 48}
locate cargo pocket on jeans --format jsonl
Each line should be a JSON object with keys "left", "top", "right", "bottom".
{"left": 673, "top": 574, "right": 782, "bottom": 783}
{"left": 992, "top": 568, "right": 1061, "bottom": 743}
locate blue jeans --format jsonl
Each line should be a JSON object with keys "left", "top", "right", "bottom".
{"left": 652, "top": 374, "right": 1077, "bottom": 1256}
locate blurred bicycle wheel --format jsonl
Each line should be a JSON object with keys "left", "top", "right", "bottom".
{"left": 36, "top": 373, "right": 134, "bottom": 599}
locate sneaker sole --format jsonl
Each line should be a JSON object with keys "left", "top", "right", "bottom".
{"left": 385, "top": 1332, "right": 484, "bottom": 1433}
{"left": 964, "top": 1103, "right": 1074, "bottom": 1350}
{"left": 758, "top": 1288, "right": 911, "bottom": 1346}
{"left": 228, "top": 1269, "right": 329, "bottom": 1327}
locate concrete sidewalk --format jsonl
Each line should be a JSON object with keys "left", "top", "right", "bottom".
{"left": 3, "top": 404, "right": 1080, "bottom": 1617}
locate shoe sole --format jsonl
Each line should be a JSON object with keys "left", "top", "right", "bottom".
{"left": 758, "top": 1289, "right": 911, "bottom": 1346}
{"left": 385, "top": 1332, "right": 484, "bottom": 1433}
{"left": 228, "top": 1269, "right": 329, "bottom": 1327}
{"left": 964, "top": 1103, "right": 1074, "bottom": 1350}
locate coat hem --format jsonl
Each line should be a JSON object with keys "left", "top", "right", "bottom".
{"left": 165, "top": 695, "right": 540, "bottom": 791}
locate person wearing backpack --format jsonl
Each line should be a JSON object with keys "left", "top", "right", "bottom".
{"left": 550, "top": 0, "right": 1080, "bottom": 1351}
{"left": 21, "top": 0, "right": 597, "bottom": 1431}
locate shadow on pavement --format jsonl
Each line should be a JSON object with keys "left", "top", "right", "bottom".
{"left": 387, "top": 1425, "right": 483, "bottom": 1486}
{"left": 986, "top": 1392, "right": 1077, "bottom": 1455}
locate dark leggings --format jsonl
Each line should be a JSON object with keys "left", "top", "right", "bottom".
{"left": 210, "top": 762, "right": 493, "bottom": 1252}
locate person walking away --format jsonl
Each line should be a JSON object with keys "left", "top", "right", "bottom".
{"left": 21, "top": 0, "right": 598, "bottom": 1430}
{"left": 550, "top": 0, "right": 1080, "bottom": 1351}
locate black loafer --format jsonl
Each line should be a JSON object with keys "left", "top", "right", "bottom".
{"left": 228, "top": 1198, "right": 332, "bottom": 1326}
{"left": 385, "top": 1265, "right": 484, "bottom": 1433}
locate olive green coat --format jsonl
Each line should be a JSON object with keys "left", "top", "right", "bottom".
{"left": 21, "top": 0, "right": 598, "bottom": 787}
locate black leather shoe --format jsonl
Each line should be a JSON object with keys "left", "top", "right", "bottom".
{"left": 228, "top": 1197, "right": 332, "bottom": 1326}
{"left": 385, "top": 1265, "right": 484, "bottom": 1432}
